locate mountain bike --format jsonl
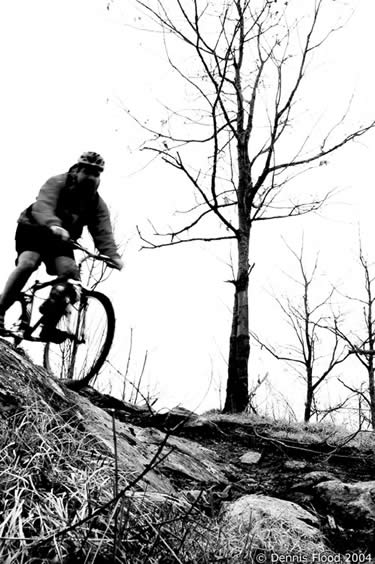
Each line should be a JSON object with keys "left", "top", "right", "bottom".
{"left": 3, "top": 243, "right": 116, "bottom": 389}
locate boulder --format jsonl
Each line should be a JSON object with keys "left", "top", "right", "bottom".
{"left": 283, "top": 460, "right": 309, "bottom": 471}
{"left": 239, "top": 450, "right": 262, "bottom": 464}
{"left": 221, "top": 494, "right": 321, "bottom": 536}
{"left": 292, "top": 471, "right": 338, "bottom": 491}
{"left": 0, "top": 342, "right": 228, "bottom": 495}
{"left": 135, "top": 426, "right": 228, "bottom": 485}
{"left": 314, "top": 480, "right": 375, "bottom": 528}
{"left": 220, "top": 494, "right": 328, "bottom": 555}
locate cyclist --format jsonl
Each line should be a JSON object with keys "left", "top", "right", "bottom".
{"left": 0, "top": 151, "right": 123, "bottom": 340}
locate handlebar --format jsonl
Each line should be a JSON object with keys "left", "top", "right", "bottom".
{"left": 71, "top": 241, "right": 119, "bottom": 269}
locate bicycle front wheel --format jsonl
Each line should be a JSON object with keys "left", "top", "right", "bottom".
{"left": 43, "top": 290, "right": 115, "bottom": 386}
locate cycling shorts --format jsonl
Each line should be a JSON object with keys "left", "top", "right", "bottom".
{"left": 15, "top": 223, "right": 75, "bottom": 275}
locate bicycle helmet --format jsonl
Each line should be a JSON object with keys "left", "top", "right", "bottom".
{"left": 77, "top": 151, "right": 105, "bottom": 171}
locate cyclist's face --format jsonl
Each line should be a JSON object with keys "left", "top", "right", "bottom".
{"left": 76, "top": 166, "right": 101, "bottom": 192}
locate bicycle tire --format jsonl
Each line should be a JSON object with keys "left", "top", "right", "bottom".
{"left": 43, "top": 290, "right": 115, "bottom": 388}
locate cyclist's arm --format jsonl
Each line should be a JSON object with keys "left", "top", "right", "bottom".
{"left": 87, "top": 196, "right": 120, "bottom": 261}
{"left": 31, "top": 174, "right": 66, "bottom": 228}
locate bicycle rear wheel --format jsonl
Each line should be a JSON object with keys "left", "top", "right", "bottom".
{"left": 43, "top": 290, "right": 115, "bottom": 386}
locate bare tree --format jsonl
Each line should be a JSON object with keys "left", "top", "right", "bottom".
{"left": 252, "top": 242, "right": 350, "bottom": 422}
{"left": 333, "top": 247, "right": 375, "bottom": 429}
{"left": 126, "top": 0, "right": 374, "bottom": 412}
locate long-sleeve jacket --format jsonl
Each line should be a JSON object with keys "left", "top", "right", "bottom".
{"left": 18, "top": 172, "right": 119, "bottom": 258}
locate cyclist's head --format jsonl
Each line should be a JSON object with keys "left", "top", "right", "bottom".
{"left": 75, "top": 151, "right": 105, "bottom": 192}
{"left": 77, "top": 151, "right": 105, "bottom": 172}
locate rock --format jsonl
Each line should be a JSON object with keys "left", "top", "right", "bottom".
{"left": 182, "top": 485, "right": 232, "bottom": 511}
{"left": 0, "top": 342, "right": 229, "bottom": 494}
{"left": 314, "top": 480, "right": 375, "bottom": 528}
{"left": 149, "top": 406, "right": 224, "bottom": 435}
{"left": 72, "top": 395, "right": 229, "bottom": 492}
{"left": 290, "top": 492, "right": 314, "bottom": 506}
{"left": 239, "top": 450, "right": 262, "bottom": 464}
{"left": 80, "top": 386, "right": 154, "bottom": 416}
{"left": 181, "top": 489, "right": 205, "bottom": 504}
{"left": 149, "top": 406, "right": 198, "bottom": 428}
{"left": 221, "top": 494, "right": 320, "bottom": 534}
{"left": 292, "top": 471, "right": 338, "bottom": 491}
{"left": 284, "top": 460, "right": 309, "bottom": 470}
{"left": 136, "top": 427, "right": 228, "bottom": 485}
{"left": 68, "top": 391, "right": 176, "bottom": 494}
{"left": 220, "top": 494, "right": 328, "bottom": 555}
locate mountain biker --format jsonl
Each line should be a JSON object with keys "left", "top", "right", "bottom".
{"left": 0, "top": 151, "right": 123, "bottom": 340}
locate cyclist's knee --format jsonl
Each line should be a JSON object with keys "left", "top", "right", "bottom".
{"left": 55, "top": 256, "right": 79, "bottom": 280}
{"left": 17, "top": 251, "right": 41, "bottom": 273}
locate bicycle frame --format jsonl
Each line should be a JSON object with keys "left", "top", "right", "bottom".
{"left": 12, "top": 277, "right": 82, "bottom": 342}
{"left": 10, "top": 243, "right": 115, "bottom": 343}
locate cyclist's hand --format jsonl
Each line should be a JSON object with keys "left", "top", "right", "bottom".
{"left": 108, "top": 256, "right": 124, "bottom": 270}
{"left": 50, "top": 225, "right": 70, "bottom": 241}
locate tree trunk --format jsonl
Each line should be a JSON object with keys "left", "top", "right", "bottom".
{"left": 366, "top": 287, "right": 375, "bottom": 429}
{"left": 224, "top": 232, "right": 250, "bottom": 413}
{"left": 367, "top": 319, "right": 375, "bottom": 428}
{"left": 368, "top": 358, "right": 375, "bottom": 429}
{"left": 304, "top": 369, "right": 313, "bottom": 422}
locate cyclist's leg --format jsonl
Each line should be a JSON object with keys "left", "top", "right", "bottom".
{"left": 54, "top": 256, "right": 80, "bottom": 281}
{"left": 0, "top": 251, "right": 41, "bottom": 329}
{"left": 53, "top": 255, "right": 80, "bottom": 304}
{"left": 0, "top": 223, "right": 44, "bottom": 329}
{"left": 40, "top": 256, "right": 80, "bottom": 337}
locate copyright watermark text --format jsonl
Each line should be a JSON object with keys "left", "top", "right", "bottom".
{"left": 253, "top": 552, "right": 372, "bottom": 563}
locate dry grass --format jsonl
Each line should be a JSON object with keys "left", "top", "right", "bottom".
{"left": 207, "top": 411, "right": 375, "bottom": 451}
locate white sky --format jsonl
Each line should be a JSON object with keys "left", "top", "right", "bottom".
{"left": 1, "top": 0, "right": 375, "bottom": 421}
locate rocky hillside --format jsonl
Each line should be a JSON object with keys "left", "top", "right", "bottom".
{"left": 0, "top": 339, "right": 375, "bottom": 563}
